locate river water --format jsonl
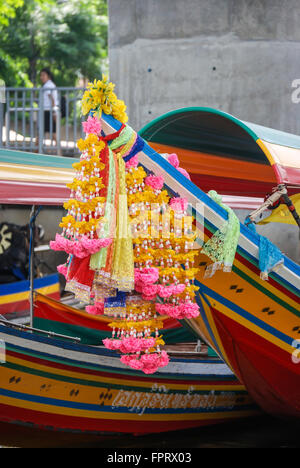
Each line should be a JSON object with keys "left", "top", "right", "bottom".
{"left": 1, "top": 414, "right": 299, "bottom": 448}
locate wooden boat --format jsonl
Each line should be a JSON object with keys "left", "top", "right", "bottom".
{"left": 0, "top": 319, "right": 258, "bottom": 447}
{"left": 136, "top": 107, "right": 300, "bottom": 419}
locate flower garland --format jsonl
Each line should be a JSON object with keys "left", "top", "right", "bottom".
{"left": 50, "top": 77, "right": 202, "bottom": 375}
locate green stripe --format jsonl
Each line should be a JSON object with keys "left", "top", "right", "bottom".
{"left": 0, "top": 148, "right": 77, "bottom": 169}
{"left": 33, "top": 317, "right": 196, "bottom": 345}
{"left": 139, "top": 107, "right": 259, "bottom": 143}
{"left": 33, "top": 317, "right": 106, "bottom": 345}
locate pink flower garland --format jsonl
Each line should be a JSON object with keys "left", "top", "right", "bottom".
{"left": 85, "top": 302, "right": 104, "bottom": 315}
{"left": 167, "top": 152, "right": 191, "bottom": 180}
{"left": 82, "top": 115, "right": 102, "bottom": 135}
{"left": 103, "top": 336, "right": 156, "bottom": 354}
{"left": 120, "top": 351, "right": 169, "bottom": 374}
{"left": 157, "top": 283, "right": 186, "bottom": 298}
{"left": 50, "top": 233, "right": 112, "bottom": 258}
{"left": 57, "top": 263, "right": 68, "bottom": 278}
{"left": 169, "top": 197, "right": 188, "bottom": 213}
{"left": 155, "top": 302, "right": 199, "bottom": 319}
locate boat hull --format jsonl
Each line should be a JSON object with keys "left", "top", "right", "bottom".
{"left": 100, "top": 111, "right": 300, "bottom": 421}
{"left": 0, "top": 324, "right": 258, "bottom": 446}
{"left": 187, "top": 248, "right": 300, "bottom": 420}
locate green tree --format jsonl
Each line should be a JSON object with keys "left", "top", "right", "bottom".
{"left": 0, "top": 0, "right": 23, "bottom": 27}
{"left": 0, "top": 0, "right": 108, "bottom": 87}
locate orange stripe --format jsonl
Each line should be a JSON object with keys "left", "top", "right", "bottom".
{"left": 148, "top": 142, "right": 276, "bottom": 184}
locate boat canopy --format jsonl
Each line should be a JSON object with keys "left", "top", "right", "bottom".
{"left": 139, "top": 108, "right": 300, "bottom": 198}
{"left": 0, "top": 148, "right": 74, "bottom": 205}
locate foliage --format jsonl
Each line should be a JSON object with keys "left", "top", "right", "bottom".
{"left": 0, "top": 0, "right": 108, "bottom": 87}
{"left": 0, "top": 0, "right": 23, "bottom": 27}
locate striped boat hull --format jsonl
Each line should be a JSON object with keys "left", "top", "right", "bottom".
{"left": 0, "top": 325, "right": 258, "bottom": 446}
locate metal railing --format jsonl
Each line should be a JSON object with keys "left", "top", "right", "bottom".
{"left": 0, "top": 87, "right": 86, "bottom": 156}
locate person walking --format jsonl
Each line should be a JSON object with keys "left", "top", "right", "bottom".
{"left": 38, "top": 68, "right": 59, "bottom": 147}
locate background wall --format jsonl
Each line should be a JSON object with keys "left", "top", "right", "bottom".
{"left": 108, "top": 0, "right": 300, "bottom": 262}
{"left": 108, "top": 0, "right": 300, "bottom": 133}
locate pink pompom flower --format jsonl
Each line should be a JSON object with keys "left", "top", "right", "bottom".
{"left": 167, "top": 153, "right": 179, "bottom": 168}
{"left": 82, "top": 115, "right": 102, "bottom": 135}
{"left": 169, "top": 197, "right": 188, "bottom": 212}
{"left": 145, "top": 175, "right": 164, "bottom": 191}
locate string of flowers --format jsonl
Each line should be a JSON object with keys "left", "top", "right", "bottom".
{"left": 50, "top": 77, "right": 201, "bottom": 375}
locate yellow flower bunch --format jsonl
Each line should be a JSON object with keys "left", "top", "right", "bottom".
{"left": 77, "top": 133, "right": 99, "bottom": 152}
{"left": 81, "top": 76, "right": 128, "bottom": 124}
{"left": 108, "top": 319, "right": 164, "bottom": 332}
{"left": 72, "top": 157, "right": 105, "bottom": 176}
{"left": 59, "top": 215, "right": 75, "bottom": 229}
{"left": 126, "top": 166, "right": 147, "bottom": 186}
{"left": 148, "top": 336, "right": 165, "bottom": 353}
{"left": 67, "top": 176, "right": 105, "bottom": 194}
{"left": 126, "top": 303, "right": 156, "bottom": 315}
{"left": 63, "top": 197, "right": 105, "bottom": 215}
{"left": 133, "top": 252, "right": 154, "bottom": 263}
{"left": 127, "top": 188, "right": 169, "bottom": 206}
{"left": 74, "top": 218, "right": 101, "bottom": 235}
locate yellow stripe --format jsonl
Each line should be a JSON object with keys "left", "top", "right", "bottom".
{"left": 0, "top": 162, "right": 74, "bottom": 185}
{"left": 256, "top": 139, "right": 276, "bottom": 166}
{"left": 0, "top": 284, "right": 59, "bottom": 305}
{"left": 0, "top": 365, "right": 250, "bottom": 411}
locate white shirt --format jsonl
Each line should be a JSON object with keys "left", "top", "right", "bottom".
{"left": 42, "top": 80, "right": 58, "bottom": 110}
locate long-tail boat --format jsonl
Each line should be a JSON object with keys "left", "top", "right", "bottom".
{"left": 138, "top": 107, "right": 300, "bottom": 419}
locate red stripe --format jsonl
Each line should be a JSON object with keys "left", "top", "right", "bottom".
{"left": 34, "top": 297, "right": 181, "bottom": 332}
{"left": 0, "top": 402, "right": 230, "bottom": 436}
{"left": 189, "top": 173, "right": 300, "bottom": 197}
{"left": 0, "top": 180, "right": 69, "bottom": 205}
{"left": 272, "top": 164, "right": 300, "bottom": 187}
{"left": 212, "top": 307, "right": 300, "bottom": 418}
{"left": 0, "top": 293, "right": 60, "bottom": 316}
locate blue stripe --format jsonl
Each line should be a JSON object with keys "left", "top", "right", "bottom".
{"left": 196, "top": 280, "right": 295, "bottom": 347}
{"left": 0, "top": 273, "right": 59, "bottom": 296}
{"left": 0, "top": 387, "right": 254, "bottom": 415}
